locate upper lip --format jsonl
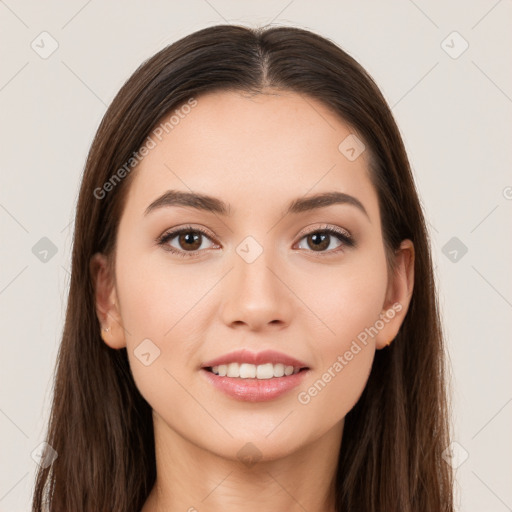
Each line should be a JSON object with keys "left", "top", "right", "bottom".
{"left": 201, "top": 349, "right": 309, "bottom": 369}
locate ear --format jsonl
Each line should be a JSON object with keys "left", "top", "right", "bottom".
{"left": 90, "top": 252, "right": 126, "bottom": 349}
{"left": 375, "top": 239, "right": 415, "bottom": 350}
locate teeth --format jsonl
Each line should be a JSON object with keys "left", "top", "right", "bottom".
{"left": 256, "top": 363, "right": 274, "bottom": 379}
{"left": 209, "top": 363, "right": 303, "bottom": 379}
{"left": 240, "top": 363, "right": 256, "bottom": 378}
{"left": 227, "top": 362, "right": 239, "bottom": 378}
{"left": 273, "top": 363, "right": 285, "bottom": 377}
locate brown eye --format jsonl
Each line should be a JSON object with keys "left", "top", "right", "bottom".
{"left": 305, "top": 232, "right": 330, "bottom": 251}
{"left": 296, "top": 227, "right": 354, "bottom": 254}
{"left": 177, "top": 231, "right": 202, "bottom": 251}
{"left": 157, "top": 226, "right": 217, "bottom": 257}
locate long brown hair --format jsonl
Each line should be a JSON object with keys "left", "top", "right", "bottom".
{"left": 32, "top": 24, "right": 453, "bottom": 511}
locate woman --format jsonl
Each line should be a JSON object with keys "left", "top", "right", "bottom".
{"left": 32, "top": 24, "right": 454, "bottom": 511}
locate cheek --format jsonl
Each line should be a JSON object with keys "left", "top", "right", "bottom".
{"left": 115, "top": 247, "right": 209, "bottom": 339}
{"left": 296, "top": 343, "right": 375, "bottom": 438}
{"left": 294, "top": 248, "right": 388, "bottom": 345}
{"left": 291, "top": 249, "right": 386, "bottom": 424}
{"left": 115, "top": 249, "right": 212, "bottom": 404}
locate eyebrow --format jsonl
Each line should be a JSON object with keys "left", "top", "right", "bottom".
{"left": 144, "top": 189, "right": 370, "bottom": 221}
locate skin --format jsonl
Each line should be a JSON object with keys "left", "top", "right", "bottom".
{"left": 91, "top": 89, "right": 414, "bottom": 512}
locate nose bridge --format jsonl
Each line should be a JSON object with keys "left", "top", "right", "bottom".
{"left": 220, "top": 234, "right": 291, "bottom": 329}
{"left": 235, "top": 235, "right": 282, "bottom": 301}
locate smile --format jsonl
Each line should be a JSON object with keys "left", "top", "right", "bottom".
{"left": 207, "top": 362, "right": 304, "bottom": 379}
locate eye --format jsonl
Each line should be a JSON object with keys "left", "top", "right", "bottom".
{"left": 157, "top": 224, "right": 355, "bottom": 258}
{"left": 157, "top": 225, "right": 218, "bottom": 257}
{"left": 295, "top": 225, "right": 355, "bottom": 254}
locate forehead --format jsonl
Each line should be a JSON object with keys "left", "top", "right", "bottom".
{"left": 123, "top": 89, "right": 378, "bottom": 220}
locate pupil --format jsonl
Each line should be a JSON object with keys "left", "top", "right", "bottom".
{"left": 310, "top": 233, "right": 328, "bottom": 251}
{"left": 181, "top": 232, "right": 200, "bottom": 249}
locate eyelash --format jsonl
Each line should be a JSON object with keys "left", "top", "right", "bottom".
{"left": 156, "top": 224, "right": 355, "bottom": 258}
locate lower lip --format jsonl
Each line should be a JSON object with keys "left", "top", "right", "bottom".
{"left": 200, "top": 368, "right": 310, "bottom": 402}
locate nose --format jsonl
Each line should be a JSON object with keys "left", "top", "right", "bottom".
{"left": 220, "top": 245, "right": 293, "bottom": 332}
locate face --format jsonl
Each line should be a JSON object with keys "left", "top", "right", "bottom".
{"left": 92, "top": 89, "right": 414, "bottom": 461}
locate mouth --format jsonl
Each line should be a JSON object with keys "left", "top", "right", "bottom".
{"left": 201, "top": 364, "right": 310, "bottom": 402}
{"left": 199, "top": 349, "right": 311, "bottom": 401}
{"left": 204, "top": 362, "right": 309, "bottom": 379}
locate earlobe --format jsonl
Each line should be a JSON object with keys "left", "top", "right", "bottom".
{"left": 375, "top": 239, "right": 415, "bottom": 350}
{"left": 90, "top": 252, "right": 127, "bottom": 349}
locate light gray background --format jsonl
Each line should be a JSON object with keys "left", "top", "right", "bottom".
{"left": 1, "top": 1, "right": 511, "bottom": 510}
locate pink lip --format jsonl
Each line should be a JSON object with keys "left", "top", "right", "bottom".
{"left": 201, "top": 349, "right": 309, "bottom": 369}
{"left": 200, "top": 367, "right": 310, "bottom": 402}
